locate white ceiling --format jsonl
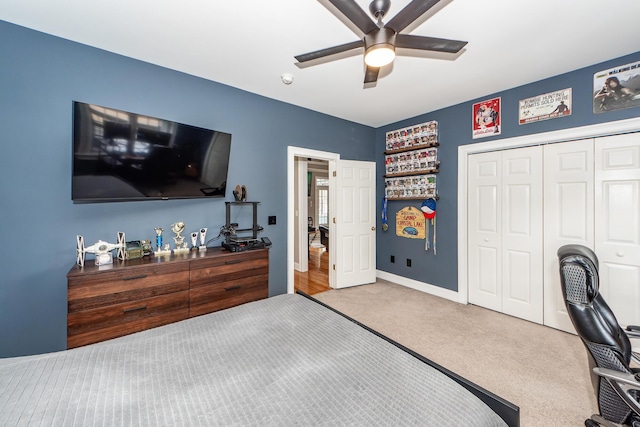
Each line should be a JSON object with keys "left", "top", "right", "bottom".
{"left": 3, "top": 0, "right": 640, "bottom": 127}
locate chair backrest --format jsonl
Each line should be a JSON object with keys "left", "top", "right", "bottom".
{"left": 557, "top": 244, "right": 634, "bottom": 424}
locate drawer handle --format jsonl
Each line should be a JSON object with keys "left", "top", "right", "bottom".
{"left": 225, "top": 260, "right": 243, "bottom": 265}
{"left": 123, "top": 305, "right": 147, "bottom": 313}
{"left": 224, "top": 285, "right": 241, "bottom": 291}
{"left": 123, "top": 274, "right": 148, "bottom": 281}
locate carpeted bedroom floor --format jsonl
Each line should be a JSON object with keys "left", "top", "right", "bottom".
{"left": 312, "top": 279, "right": 598, "bottom": 427}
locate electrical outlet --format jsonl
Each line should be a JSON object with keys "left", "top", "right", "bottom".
{"left": 390, "top": 255, "right": 395, "bottom": 263}
{"left": 268, "top": 216, "right": 276, "bottom": 225}
{"left": 406, "top": 258, "right": 412, "bottom": 267}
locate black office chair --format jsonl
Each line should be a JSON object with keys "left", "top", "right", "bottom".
{"left": 558, "top": 244, "right": 640, "bottom": 427}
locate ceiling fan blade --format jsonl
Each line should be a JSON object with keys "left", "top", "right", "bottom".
{"left": 326, "top": 0, "right": 378, "bottom": 35}
{"left": 396, "top": 34, "right": 467, "bottom": 53}
{"left": 295, "top": 40, "right": 363, "bottom": 63}
{"left": 385, "top": 0, "right": 441, "bottom": 33}
{"left": 364, "top": 65, "right": 379, "bottom": 84}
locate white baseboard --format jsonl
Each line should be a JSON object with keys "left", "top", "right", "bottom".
{"left": 376, "top": 270, "right": 463, "bottom": 304}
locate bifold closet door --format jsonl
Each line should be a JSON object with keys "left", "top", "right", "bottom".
{"left": 543, "top": 139, "right": 594, "bottom": 333}
{"left": 468, "top": 151, "right": 502, "bottom": 312}
{"left": 595, "top": 133, "right": 640, "bottom": 327}
{"left": 468, "top": 146, "right": 543, "bottom": 323}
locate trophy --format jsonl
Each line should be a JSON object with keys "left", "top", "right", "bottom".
{"left": 171, "top": 221, "right": 189, "bottom": 254}
{"left": 154, "top": 227, "right": 164, "bottom": 250}
{"left": 190, "top": 232, "right": 198, "bottom": 250}
{"left": 199, "top": 227, "right": 208, "bottom": 251}
{"left": 154, "top": 227, "right": 171, "bottom": 256}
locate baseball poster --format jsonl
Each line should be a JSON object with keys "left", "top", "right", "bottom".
{"left": 472, "top": 97, "right": 501, "bottom": 139}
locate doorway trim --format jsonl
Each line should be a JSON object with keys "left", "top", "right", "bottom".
{"left": 457, "top": 117, "right": 640, "bottom": 304}
{"left": 287, "top": 146, "right": 340, "bottom": 294}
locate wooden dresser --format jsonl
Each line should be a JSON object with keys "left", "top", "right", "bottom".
{"left": 67, "top": 248, "right": 269, "bottom": 349}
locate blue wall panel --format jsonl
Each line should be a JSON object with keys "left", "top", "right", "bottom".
{"left": 0, "top": 21, "right": 375, "bottom": 357}
{"left": 2, "top": 17, "right": 639, "bottom": 358}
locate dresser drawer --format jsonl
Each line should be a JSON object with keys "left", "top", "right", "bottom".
{"left": 67, "top": 290, "right": 189, "bottom": 348}
{"left": 189, "top": 250, "right": 268, "bottom": 288}
{"left": 68, "top": 263, "right": 189, "bottom": 312}
{"left": 189, "top": 274, "right": 268, "bottom": 317}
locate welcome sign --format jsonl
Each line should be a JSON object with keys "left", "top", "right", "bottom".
{"left": 396, "top": 206, "right": 425, "bottom": 239}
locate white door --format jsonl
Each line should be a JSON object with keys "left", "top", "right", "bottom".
{"left": 543, "top": 139, "right": 594, "bottom": 333}
{"left": 468, "top": 147, "right": 543, "bottom": 323}
{"left": 500, "top": 147, "right": 543, "bottom": 323}
{"left": 468, "top": 152, "right": 502, "bottom": 311}
{"left": 335, "top": 160, "right": 376, "bottom": 288}
{"left": 595, "top": 133, "right": 640, "bottom": 327}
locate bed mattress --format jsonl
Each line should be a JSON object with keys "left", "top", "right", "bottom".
{"left": 0, "top": 293, "right": 510, "bottom": 426}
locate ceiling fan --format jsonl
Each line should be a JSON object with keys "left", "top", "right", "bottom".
{"left": 294, "top": 0, "right": 468, "bottom": 85}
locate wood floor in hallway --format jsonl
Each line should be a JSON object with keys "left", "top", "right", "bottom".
{"left": 294, "top": 245, "right": 330, "bottom": 295}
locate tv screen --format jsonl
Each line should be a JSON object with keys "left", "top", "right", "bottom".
{"left": 72, "top": 101, "right": 231, "bottom": 202}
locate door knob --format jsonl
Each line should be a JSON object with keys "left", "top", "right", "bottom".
{"left": 371, "top": 226, "right": 376, "bottom": 231}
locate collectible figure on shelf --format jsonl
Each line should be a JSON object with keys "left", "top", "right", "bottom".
{"left": 76, "top": 232, "right": 126, "bottom": 267}
{"left": 140, "top": 240, "right": 153, "bottom": 256}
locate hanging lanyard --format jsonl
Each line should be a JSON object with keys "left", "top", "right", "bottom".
{"left": 381, "top": 197, "right": 388, "bottom": 231}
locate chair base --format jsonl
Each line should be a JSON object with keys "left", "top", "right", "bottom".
{"left": 588, "top": 413, "right": 640, "bottom": 427}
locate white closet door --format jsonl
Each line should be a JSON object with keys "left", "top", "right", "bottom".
{"left": 595, "top": 134, "right": 640, "bottom": 327}
{"left": 501, "top": 146, "right": 543, "bottom": 323}
{"left": 468, "top": 146, "right": 543, "bottom": 322}
{"left": 543, "top": 139, "right": 594, "bottom": 333}
{"left": 468, "top": 152, "right": 502, "bottom": 311}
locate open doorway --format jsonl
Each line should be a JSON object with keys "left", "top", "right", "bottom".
{"left": 295, "top": 159, "right": 330, "bottom": 295}
{"left": 287, "top": 147, "right": 339, "bottom": 295}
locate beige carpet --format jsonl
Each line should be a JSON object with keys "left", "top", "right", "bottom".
{"left": 312, "top": 279, "right": 598, "bottom": 426}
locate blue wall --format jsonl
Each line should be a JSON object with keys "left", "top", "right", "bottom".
{"left": 375, "top": 50, "right": 640, "bottom": 292}
{"left": 2, "top": 18, "right": 639, "bottom": 358}
{"left": 0, "top": 21, "right": 375, "bottom": 358}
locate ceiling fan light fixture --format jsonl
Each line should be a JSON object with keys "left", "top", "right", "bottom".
{"left": 364, "top": 27, "right": 396, "bottom": 67}
{"left": 364, "top": 43, "right": 395, "bottom": 67}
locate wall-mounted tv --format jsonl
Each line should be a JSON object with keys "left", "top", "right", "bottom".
{"left": 72, "top": 101, "right": 231, "bottom": 203}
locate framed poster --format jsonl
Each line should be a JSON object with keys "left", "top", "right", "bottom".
{"left": 472, "top": 97, "right": 501, "bottom": 139}
{"left": 519, "top": 88, "right": 572, "bottom": 124}
{"left": 593, "top": 60, "right": 640, "bottom": 113}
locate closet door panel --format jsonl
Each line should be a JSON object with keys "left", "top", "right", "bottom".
{"left": 596, "top": 133, "right": 640, "bottom": 327}
{"left": 468, "top": 152, "right": 502, "bottom": 311}
{"left": 543, "top": 139, "right": 594, "bottom": 333}
{"left": 501, "top": 147, "right": 543, "bottom": 323}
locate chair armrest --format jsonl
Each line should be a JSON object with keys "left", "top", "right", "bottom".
{"left": 594, "top": 367, "right": 640, "bottom": 417}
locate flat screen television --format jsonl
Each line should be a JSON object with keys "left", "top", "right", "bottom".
{"left": 72, "top": 101, "right": 231, "bottom": 203}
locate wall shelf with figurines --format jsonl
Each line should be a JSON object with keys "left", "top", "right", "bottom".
{"left": 383, "top": 120, "right": 440, "bottom": 200}
{"left": 385, "top": 174, "right": 437, "bottom": 200}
